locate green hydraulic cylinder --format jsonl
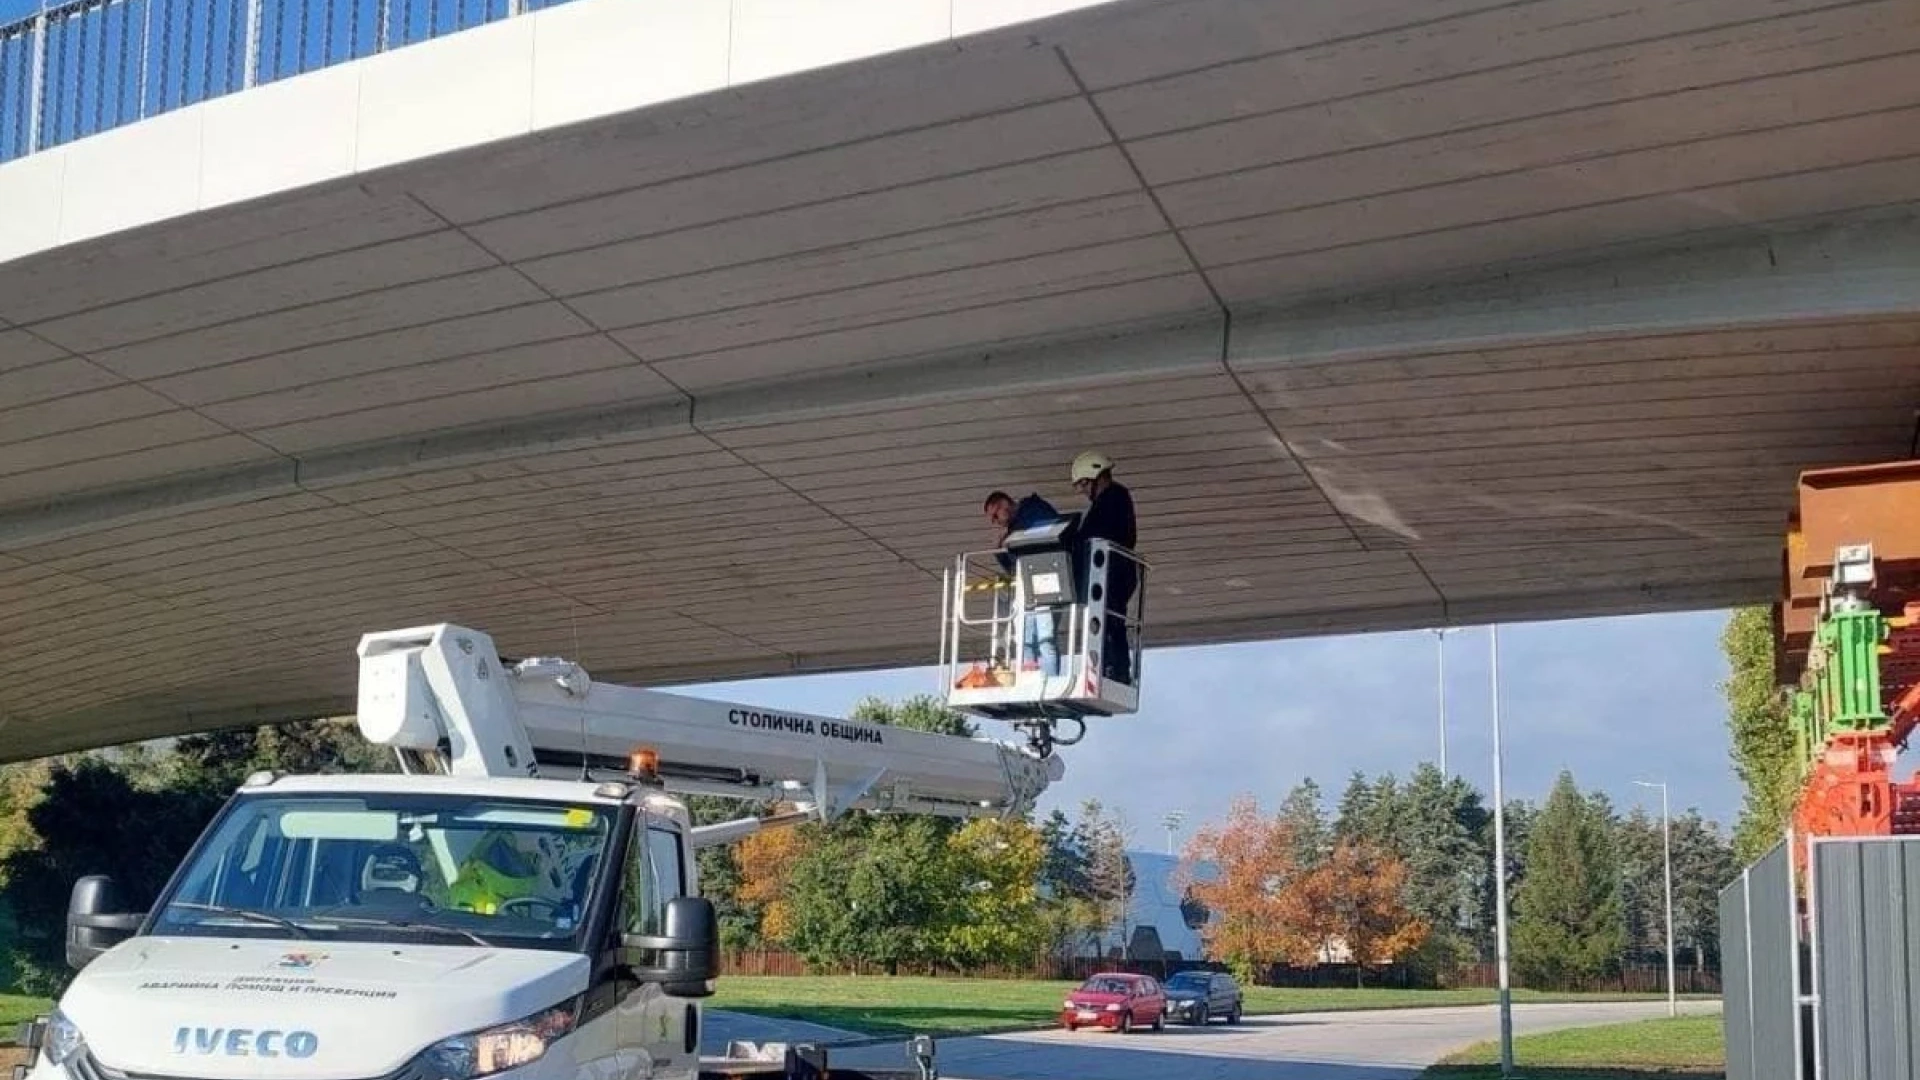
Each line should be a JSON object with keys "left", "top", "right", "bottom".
{"left": 1793, "top": 689, "right": 1817, "bottom": 775}
{"left": 1815, "top": 606, "right": 1889, "bottom": 735}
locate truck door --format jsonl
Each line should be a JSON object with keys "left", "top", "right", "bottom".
{"left": 617, "top": 814, "right": 696, "bottom": 1077}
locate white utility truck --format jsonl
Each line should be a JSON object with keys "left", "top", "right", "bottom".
{"left": 16, "top": 523, "right": 1147, "bottom": 1080}
{"left": 14, "top": 623, "right": 1074, "bottom": 1080}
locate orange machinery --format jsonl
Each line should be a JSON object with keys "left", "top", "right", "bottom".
{"left": 1773, "top": 460, "right": 1920, "bottom": 874}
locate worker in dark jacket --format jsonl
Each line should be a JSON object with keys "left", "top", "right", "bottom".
{"left": 1069, "top": 452, "right": 1138, "bottom": 684}
{"left": 984, "top": 491, "right": 1058, "bottom": 570}
{"left": 983, "top": 490, "right": 1062, "bottom": 676}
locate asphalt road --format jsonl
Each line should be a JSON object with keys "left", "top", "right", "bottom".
{"left": 731, "top": 1000, "right": 1722, "bottom": 1080}
{"left": 704, "top": 1009, "right": 870, "bottom": 1053}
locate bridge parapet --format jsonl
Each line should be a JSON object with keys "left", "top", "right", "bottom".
{"left": 1, "top": 0, "right": 580, "bottom": 164}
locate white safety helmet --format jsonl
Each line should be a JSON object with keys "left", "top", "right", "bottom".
{"left": 361, "top": 847, "right": 421, "bottom": 894}
{"left": 1070, "top": 451, "right": 1113, "bottom": 483}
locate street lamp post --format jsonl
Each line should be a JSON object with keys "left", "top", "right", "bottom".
{"left": 1635, "top": 779, "right": 1677, "bottom": 1018}
{"left": 1431, "top": 627, "right": 1460, "bottom": 775}
{"left": 1490, "top": 625, "right": 1514, "bottom": 1078}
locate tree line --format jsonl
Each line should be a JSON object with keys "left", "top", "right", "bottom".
{"left": 701, "top": 694, "right": 1740, "bottom": 991}
{"left": 1171, "top": 763, "right": 1736, "bottom": 991}
{"left": 696, "top": 695, "right": 1142, "bottom": 976}
{"left": 0, "top": 720, "right": 396, "bottom": 994}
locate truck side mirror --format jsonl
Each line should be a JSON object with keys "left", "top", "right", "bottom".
{"left": 66, "top": 875, "right": 143, "bottom": 971}
{"left": 622, "top": 896, "right": 718, "bottom": 998}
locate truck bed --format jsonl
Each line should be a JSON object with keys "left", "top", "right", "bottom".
{"left": 699, "top": 1039, "right": 952, "bottom": 1080}
{"left": 699, "top": 1066, "right": 947, "bottom": 1079}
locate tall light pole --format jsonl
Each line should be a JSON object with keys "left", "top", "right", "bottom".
{"left": 1490, "top": 624, "right": 1514, "bottom": 1078}
{"left": 1432, "top": 627, "right": 1461, "bottom": 775}
{"left": 1634, "top": 779, "right": 1677, "bottom": 1018}
{"left": 1162, "top": 811, "right": 1185, "bottom": 857}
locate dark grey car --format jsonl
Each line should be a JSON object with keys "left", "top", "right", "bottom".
{"left": 1161, "top": 970, "right": 1243, "bottom": 1025}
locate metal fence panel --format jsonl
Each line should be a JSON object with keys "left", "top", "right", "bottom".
{"left": 1752, "top": 842, "right": 1801, "bottom": 1080}
{"left": 1813, "top": 837, "right": 1920, "bottom": 1080}
{"left": 1720, "top": 838, "right": 1802, "bottom": 1080}
{"left": 1723, "top": 864, "right": 1757, "bottom": 1080}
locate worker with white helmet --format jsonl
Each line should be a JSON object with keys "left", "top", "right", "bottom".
{"left": 1070, "top": 451, "right": 1138, "bottom": 684}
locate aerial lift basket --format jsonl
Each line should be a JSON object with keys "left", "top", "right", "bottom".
{"left": 939, "top": 517, "right": 1147, "bottom": 754}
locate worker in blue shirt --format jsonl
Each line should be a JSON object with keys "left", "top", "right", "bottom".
{"left": 983, "top": 490, "right": 1062, "bottom": 676}
{"left": 1070, "top": 452, "right": 1138, "bottom": 684}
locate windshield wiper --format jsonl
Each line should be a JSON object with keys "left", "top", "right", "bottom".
{"left": 315, "top": 915, "right": 494, "bottom": 948}
{"left": 170, "top": 902, "right": 311, "bottom": 938}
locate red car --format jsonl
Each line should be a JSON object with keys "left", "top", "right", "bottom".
{"left": 1060, "top": 972, "right": 1167, "bottom": 1033}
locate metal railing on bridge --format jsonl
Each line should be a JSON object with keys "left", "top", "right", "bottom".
{"left": 0, "top": 0, "right": 579, "bottom": 165}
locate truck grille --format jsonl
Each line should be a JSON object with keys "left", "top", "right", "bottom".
{"left": 69, "top": 1049, "right": 432, "bottom": 1080}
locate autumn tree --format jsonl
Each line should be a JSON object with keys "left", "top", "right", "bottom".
{"left": 1176, "top": 795, "right": 1310, "bottom": 986}
{"left": 680, "top": 794, "right": 761, "bottom": 949}
{"left": 1294, "top": 837, "right": 1427, "bottom": 986}
{"left": 736, "top": 810, "right": 816, "bottom": 944}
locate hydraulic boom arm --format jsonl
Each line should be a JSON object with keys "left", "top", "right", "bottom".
{"left": 354, "top": 624, "right": 1064, "bottom": 837}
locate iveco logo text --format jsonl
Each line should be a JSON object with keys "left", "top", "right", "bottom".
{"left": 173, "top": 1028, "right": 318, "bottom": 1058}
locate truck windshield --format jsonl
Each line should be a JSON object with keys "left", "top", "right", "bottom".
{"left": 148, "top": 792, "right": 615, "bottom": 952}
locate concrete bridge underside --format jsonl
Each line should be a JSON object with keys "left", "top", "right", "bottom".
{"left": 2, "top": 0, "right": 1919, "bottom": 760}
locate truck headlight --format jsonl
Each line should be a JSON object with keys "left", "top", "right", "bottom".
{"left": 42, "top": 1011, "right": 85, "bottom": 1067}
{"left": 421, "top": 999, "right": 579, "bottom": 1079}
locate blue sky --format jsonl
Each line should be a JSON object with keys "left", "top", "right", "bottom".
{"left": 683, "top": 608, "right": 1744, "bottom": 851}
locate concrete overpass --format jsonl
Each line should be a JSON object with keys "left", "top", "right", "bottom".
{"left": 0, "top": 0, "right": 1918, "bottom": 760}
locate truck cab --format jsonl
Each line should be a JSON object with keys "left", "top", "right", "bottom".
{"left": 30, "top": 771, "right": 718, "bottom": 1080}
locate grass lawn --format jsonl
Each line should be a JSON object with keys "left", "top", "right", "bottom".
{"left": 1425, "top": 1014, "right": 1725, "bottom": 1078}
{"left": 0, "top": 997, "right": 45, "bottom": 1033}
{"left": 0, "top": 995, "right": 49, "bottom": 1049}
{"left": 709, "top": 976, "right": 1713, "bottom": 1039}
{"left": 0, "top": 980, "right": 1718, "bottom": 1050}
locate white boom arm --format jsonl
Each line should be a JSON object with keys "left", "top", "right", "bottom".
{"left": 354, "top": 624, "right": 1063, "bottom": 834}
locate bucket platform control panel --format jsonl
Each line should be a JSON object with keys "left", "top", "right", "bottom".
{"left": 940, "top": 515, "right": 1147, "bottom": 752}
